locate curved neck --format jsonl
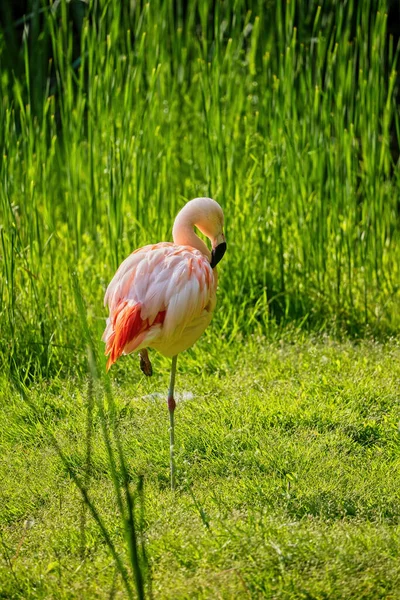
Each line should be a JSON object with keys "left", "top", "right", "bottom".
{"left": 172, "top": 215, "right": 211, "bottom": 260}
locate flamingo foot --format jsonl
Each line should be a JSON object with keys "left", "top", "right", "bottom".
{"left": 139, "top": 349, "right": 153, "bottom": 376}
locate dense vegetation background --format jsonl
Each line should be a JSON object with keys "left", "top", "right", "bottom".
{"left": 1, "top": 0, "right": 400, "bottom": 382}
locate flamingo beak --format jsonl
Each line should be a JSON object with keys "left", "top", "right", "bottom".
{"left": 210, "top": 232, "right": 226, "bottom": 269}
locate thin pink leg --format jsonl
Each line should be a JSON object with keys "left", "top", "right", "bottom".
{"left": 168, "top": 355, "right": 178, "bottom": 491}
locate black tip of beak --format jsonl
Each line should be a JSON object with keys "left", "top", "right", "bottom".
{"left": 210, "top": 241, "right": 227, "bottom": 269}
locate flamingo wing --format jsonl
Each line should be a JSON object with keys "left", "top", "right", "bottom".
{"left": 103, "top": 243, "right": 216, "bottom": 369}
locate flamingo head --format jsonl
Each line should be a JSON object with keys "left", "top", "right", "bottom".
{"left": 195, "top": 199, "right": 226, "bottom": 268}
{"left": 173, "top": 197, "right": 227, "bottom": 267}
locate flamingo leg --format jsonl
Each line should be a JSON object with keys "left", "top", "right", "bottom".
{"left": 168, "top": 355, "right": 178, "bottom": 491}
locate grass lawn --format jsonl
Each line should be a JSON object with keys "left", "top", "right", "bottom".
{"left": 1, "top": 335, "right": 400, "bottom": 598}
{"left": 1, "top": 1, "right": 400, "bottom": 598}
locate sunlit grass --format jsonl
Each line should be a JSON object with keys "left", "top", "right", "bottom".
{"left": 1, "top": 336, "right": 400, "bottom": 597}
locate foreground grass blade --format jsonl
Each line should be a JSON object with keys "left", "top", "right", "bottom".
{"left": 72, "top": 272, "right": 147, "bottom": 598}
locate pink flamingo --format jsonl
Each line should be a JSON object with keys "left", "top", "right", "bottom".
{"left": 102, "top": 198, "right": 226, "bottom": 489}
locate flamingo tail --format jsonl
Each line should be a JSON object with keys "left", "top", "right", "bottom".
{"left": 105, "top": 302, "right": 143, "bottom": 370}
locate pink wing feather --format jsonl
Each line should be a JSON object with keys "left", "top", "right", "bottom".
{"left": 103, "top": 243, "right": 216, "bottom": 369}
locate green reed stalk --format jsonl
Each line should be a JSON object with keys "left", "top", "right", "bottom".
{"left": 0, "top": 0, "right": 399, "bottom": 378}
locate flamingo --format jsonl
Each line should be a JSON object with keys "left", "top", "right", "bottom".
{"left": 102, "top": 197, "right": 226, "bottom": 490}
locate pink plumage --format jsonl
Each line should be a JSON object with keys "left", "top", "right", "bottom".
{"left": 102, "top": 243, "right": 217, "bottom": 370}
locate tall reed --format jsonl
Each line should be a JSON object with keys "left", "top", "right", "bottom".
{"left": 0, "top": 0, "right": 399, "bottom": 379}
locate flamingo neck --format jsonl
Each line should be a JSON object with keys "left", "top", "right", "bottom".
{"left": 172, "top": 214, "right": 211, "bottom": 260}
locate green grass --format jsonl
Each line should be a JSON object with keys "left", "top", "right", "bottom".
{"left": 1, "top": 337, "right": 400, "bottom": 598}
{"left": 1, "top": 1, "right": 400, "bottom": 597}
{"left": 1, "top": 0, "right": 400, "bottom": 379}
